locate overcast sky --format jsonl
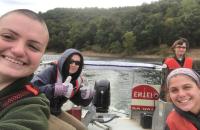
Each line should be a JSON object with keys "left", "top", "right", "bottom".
{"left": 1, "top": 0, "right": 159, "bottom": 16}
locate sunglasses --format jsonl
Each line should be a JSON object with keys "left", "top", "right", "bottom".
{"left": 70, "top": 60, "right": 81, "bottom": 66}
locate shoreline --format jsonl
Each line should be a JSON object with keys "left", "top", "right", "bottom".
{"left": 46, "top": 49, "right": 200, "bottom": 60}
{"left": 81, "top": 51, "right": 161, "bottom": 60}
{"left": 80, "top": 50, "right": 200, "bottom": 60}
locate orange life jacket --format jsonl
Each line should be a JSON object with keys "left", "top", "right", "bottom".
{"left": 164, "top": 57, "right": 193, "bottom": 70}
{"left": 166, "top": 110, "right": 197, "bottom": 130}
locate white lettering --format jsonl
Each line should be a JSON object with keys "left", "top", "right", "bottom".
{"left": 133, "top": 91, "right": 155, "bottom": 99}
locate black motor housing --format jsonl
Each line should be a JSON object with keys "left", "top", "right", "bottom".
{"left": 140, "top": 113, "right": 153, "bottom": 129}
{"left": 92, "top": 79, "right": 110, "bottom": 113}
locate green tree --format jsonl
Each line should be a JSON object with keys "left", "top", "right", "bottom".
{"left": 123, "top": 32, "right": 136, "bottom": 55}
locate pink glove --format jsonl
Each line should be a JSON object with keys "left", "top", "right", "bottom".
{"left": 80, "top": 84, "right": 94, "bottom": 99}
{"left": 54, "top": 76, "right": 73, "bottom": 98}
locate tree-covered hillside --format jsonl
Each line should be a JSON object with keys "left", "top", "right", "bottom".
{"left": 39, "top": 0, "right": 200, "bottom": 56}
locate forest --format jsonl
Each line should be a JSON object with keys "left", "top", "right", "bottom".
{"left": 39, "top": 0, "right": 200, "bottom": 56}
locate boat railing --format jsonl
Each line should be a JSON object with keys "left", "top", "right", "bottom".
{"left": 152, "top": 100, "right": 173, "bottom": 130}
{"left": 39, "top": 60, "right": 164, "bottom": 71}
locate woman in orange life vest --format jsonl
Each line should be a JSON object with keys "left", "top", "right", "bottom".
{"left": 165, "top": 68, "right": 200, "bottom": 130}
{"left": 160, "top": 38, "right": 193, "bottom": 100}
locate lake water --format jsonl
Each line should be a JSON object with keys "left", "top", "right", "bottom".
{"left": 40, "top": 54, "right": 162, "bottom": 114}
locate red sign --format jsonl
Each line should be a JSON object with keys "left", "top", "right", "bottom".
{"left": 131, "top": 84, "right": 159, "bottom": 111}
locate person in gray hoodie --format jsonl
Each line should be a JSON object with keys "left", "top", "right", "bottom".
{"left": 32, "top": 48, "right": 93, "bottom": 130}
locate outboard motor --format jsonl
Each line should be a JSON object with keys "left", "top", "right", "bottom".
{"left": 92, "top": 79, "right": 110, "bottom": 113}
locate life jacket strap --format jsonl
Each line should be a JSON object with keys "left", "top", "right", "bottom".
{"left": 0, "top": 84, "right": 39, "bottom": 111}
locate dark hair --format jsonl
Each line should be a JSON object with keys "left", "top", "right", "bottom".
{"left": 171, "top": 38, "right": 189, "bottom": 50}
{"left": 62, "top": 53, "right": 84, "bottom": 83}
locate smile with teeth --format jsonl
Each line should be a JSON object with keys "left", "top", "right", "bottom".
{"left": 3, "top": 55, "right": 24, "bottom": 65}
{"left": 178, "top": 98, "right": 191, "bottom": 103}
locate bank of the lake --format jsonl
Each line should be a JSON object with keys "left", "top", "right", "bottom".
{"left": 45, "top": 48, "right": 200, "bottom": 60}
{"left": 80, "top": 49, "right": 200, "bottom": 60}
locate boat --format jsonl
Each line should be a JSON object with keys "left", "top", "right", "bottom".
{"left": 38, "top": 58, "right": 172, "bottom": 130}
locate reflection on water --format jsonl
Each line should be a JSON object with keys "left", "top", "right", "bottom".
{"left": 40, "top": 54, "right": 162, "bottom": 114}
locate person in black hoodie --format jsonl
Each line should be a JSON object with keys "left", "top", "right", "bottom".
{"left": 32, "top": 48, "right": 94, "bottom": 130}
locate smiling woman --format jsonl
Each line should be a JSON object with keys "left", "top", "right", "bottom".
{"left": 165, "top": 68, "right": 200, "bottom": 130}
{"left": 0, "top": 9, "right": 49, "bottom": 81}
{"left": 0, "top": 9, "right": 50, "bottom": 130}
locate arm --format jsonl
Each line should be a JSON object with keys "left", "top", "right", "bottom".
{"left": 0, "top": 94, "right": 50, "bottom": 130}
{"left": 32, "top": 66, "right": 73, "bottom": 99}
{"left": 33, "top": 69, "right": 76, "bottom": 115}
{"left": 70, "top": 90, "right": 93, "bottom": 107}
{"left": 31, "top": 66, "right": 56, "bottom": 100}
{"left": 32, "top": 66, "right": 68, "bottom": 115}
{"left": 70, "top": 76, "right": 94, "bottom": 106}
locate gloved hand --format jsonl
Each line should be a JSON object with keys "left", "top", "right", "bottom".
{"left": 54, "top": 76, "right": 73, "bottom": 98}
{"left": 63, "top": 76, "right": 74, "bottom": 98}
{"left": 80, "top": 84, "right": 94, "bottom": 99}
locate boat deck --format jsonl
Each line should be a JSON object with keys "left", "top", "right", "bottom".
{"left": 88, "top": 117, "right": 151, "bottom": 130}
{"left": 63, "top": 102, "right": 152, "bottom": 130}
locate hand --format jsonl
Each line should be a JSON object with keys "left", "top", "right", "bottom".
{"left": 80, "top": 85, "right": 94, "bottom": 99}
{"left": 54, "top": 76, "right": 73, "bottom": 98}
{"left": 162, "top": 64, "right": 167, "bottom": 69}
{"left": 63, "top": 76, "right": 73, "bottom": 98}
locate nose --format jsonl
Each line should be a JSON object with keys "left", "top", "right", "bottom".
{"left": 10, "top": 41, "right": 26, "bottom": 57}
{"left": 177, "top": 89, "right": 186, "bottom": 97}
